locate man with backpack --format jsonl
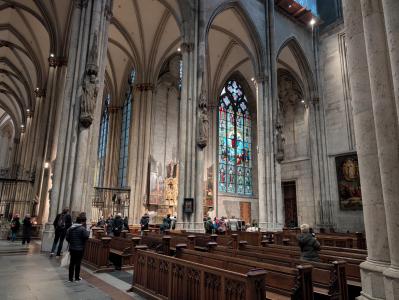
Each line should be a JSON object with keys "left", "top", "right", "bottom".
{"left": 50, "top": 207, "right": 72, "bottom": 258}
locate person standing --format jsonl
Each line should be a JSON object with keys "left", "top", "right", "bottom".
{"left": 112, "top": 213, "right": 124, "bottom": 237}
{"left": 140, "top": 213, "right": 149, "bottom": 235}
{"left": 66, "top": 213, "right": 89, "bottom": 282}
{"left": 298, "top": 223, "right": 321, "bottom": 262}
{"left": 10, "top": 214, "right": 20, "bottom": 242}
{"left": 50, "top": 207, "right": 72, "bottom": 258}
{"left": 22, "top": 214, "right": 32, "bottom": 246}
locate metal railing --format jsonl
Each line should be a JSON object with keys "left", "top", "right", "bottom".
{"left": 92, "top": 186, "right": 130, "bottom": 221}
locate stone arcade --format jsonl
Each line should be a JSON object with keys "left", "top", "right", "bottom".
{"left": 0, "top": 0, "right": 398, "bottom": 299}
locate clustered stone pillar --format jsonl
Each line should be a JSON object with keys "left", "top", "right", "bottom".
{"left": 41, "top": 0, "right": 111, "bottom": 251}
{"left": 343, "top": 0, "right": 399, "bottom": 298}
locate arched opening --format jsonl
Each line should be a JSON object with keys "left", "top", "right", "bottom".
{"left": 206, "top": 5, "right": 261, "bottom": 225}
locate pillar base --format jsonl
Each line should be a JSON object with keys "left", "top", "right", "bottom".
{"left": 175, "top": 222, "right": 205, "bottom": 233}
{"left": 41, "top": 223, "right": 55, "bottom": 252}
{"left": 383, "top": 266, "right": 399, "bottom": 300}
{"left": 358, "top": 259, "right": 390, "bottom": 300}
{"left": 258, "top": 222, "right": 284, "bottom": 232}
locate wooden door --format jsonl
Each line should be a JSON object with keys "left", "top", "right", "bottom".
{"left": 282, "top": 181, "right": 298, "bottom": 228}
{"left": 240, "top": 202, "right": 251, "bottom": 224}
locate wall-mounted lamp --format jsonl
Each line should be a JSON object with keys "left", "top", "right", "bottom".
{"left": 44, "top": 162, "right": 50, "bottom": 169}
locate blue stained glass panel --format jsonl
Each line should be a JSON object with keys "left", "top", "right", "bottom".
{"left": 218, "top": 80, "right": 253, "bottom": 195}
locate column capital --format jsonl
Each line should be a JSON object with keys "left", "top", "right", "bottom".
{"left": 108, "top": 106, "right": 121, "bottom": 113}
{"left": 254, "top": 74, "right": 268, "bottom": 84}
{"left": 48, "top": 56, "right": 67, "bottom": 68}
{"left": 74, "top": 0, "right": 88, "bottom": 9}
{"left": 34, "top": 88, "right": 46, "bottom": 98}
{"left": 180, "top": 42, "right": 194, "bottom": 53}
{"left": 135, "top": 83, "right": 154, "bottom": 92}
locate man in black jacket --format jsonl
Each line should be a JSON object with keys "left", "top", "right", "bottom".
{"left": 66, "top": 213, "right": 89, "bottom": 282}
{"left": 50, "top": 207, "right": 72, "bottom": 257}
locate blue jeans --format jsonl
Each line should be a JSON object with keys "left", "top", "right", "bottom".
{"left": 11, "top": 231, "right": 17, "bottom": 242}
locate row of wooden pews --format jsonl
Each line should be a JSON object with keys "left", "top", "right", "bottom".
{"left": 129, "top": 231, "right": 361, "bottom": 300}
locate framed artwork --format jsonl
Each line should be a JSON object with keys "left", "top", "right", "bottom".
{"left": 335, "top": 154, "right": 362, "bottom": 210}
{"left": 183, "top": 198, "right": 194, "bottom": 213}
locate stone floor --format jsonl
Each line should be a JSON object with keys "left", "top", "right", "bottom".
{"left": 0, "top": 240, "right": 145, "bottom": 300}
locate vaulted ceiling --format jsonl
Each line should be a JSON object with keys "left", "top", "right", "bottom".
{"left": 207, "top": 7, "right": 260, "bottom": 104}
{"left": 0, "top": 0, "right": 72, "bottom": 131}
{"left": 107, "top": 0, "right": 182, "bottom": 104}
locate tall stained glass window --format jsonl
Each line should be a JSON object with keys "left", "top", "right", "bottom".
{"left": 97, "top": 94, "right": 110, "bottom": 186}
{"left": 118, "top": 70, "right": 135, "bottom": 187}
{"left": 218, "top": 80, "right": 252, "bottom": 195}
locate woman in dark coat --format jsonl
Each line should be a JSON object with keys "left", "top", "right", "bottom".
{"left": 298, "top": 223, "right": 321, "bottom": 262}
{"left": 22, "top": 214, "right": 32, "bottom": 245}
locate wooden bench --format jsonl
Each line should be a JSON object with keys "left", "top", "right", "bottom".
{"left": 209, "top": 243, "right": 348, "bottom": 300}
{"left": 109, "top": 237, "right": 136, "bottom": 269}
{"left": 83, "top": 237, "right": 113, "bottom": 272}
{"left": 175, "top": 244, "right": 313, "bottom": 300}
{"left": 257, "top": 242, "right": 365, "bottom": 286}
{"left": 131, "top": 247, "right": 267, "bottom": 300}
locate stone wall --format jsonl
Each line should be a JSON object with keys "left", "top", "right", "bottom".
{"left": 318, "top": 24, "right": 364, "bottom": 232}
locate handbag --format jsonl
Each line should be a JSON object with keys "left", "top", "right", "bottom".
{"left": 60, "top": 250, "right": 70, "bottom": 268}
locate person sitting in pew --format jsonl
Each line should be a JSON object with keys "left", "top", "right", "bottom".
{"left": 298, "top": 223, "right": 321, "bottom": 262}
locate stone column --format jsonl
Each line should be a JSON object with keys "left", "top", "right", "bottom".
{"left": 176, "top": 42, "right": 194, "bottom": 229}
{"left": 255, "top": 77, "right": 267, "bottom": 229}
{"left": 342, "top": 1, "right": 391, "bottom": 298}
{"left": 42, "top": 0, "right": 110, "bottom": 251}
{"left": 128, "top": 85, "right": 154, "bottom": 224}
{"left": 381, "top": 0, "right": 399, "bottom": 126}
{"left": 360, "top": 0, "right": 399, "bottom": 298}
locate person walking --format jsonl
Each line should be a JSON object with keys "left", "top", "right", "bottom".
{"left": 50, "top": 207, "right": 72, "bottom": 258}
{"left": 10, "top": 214, "right": 20, "bottom": 242}
{"left": 22, "top": 214, "right": 32, "bottom": 246}
{"left": 65, "top": 213, "right": 89, "bottom": 282}
{"left": 298, "top": 223, "right": 321, "bottom": 262}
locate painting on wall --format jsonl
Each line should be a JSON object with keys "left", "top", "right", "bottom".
{"left": 335, "top": 154, "right": 362, "bottom": 210}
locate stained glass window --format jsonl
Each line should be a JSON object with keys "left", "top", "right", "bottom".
{"left": 218, "top": 80, "right": 252, "bottom": 195}
{"left": 97, "top": 94, "right": 110, "bottom": 187}
{"left": 118, "top": 70, "right": 135, "bottom": 187}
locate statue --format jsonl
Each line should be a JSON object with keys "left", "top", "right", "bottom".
{"left": 275, "top": 123, "right": 285, "bottom": 162}
{"left": 197, "top": 76, "right": 209, "bottom": 149}
{"left": 80, "top": 33, "right": 99, "bottom": 128}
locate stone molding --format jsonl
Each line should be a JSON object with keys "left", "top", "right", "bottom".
{"left": 34, "top": 88, "right": 46, "bottom": 98}
{"left": 135, "top": 83, "right": 154, "bottom": 91}
{"left": 48, "top": 56, "right": 67, "bottom": 68}
{"left": 180, "top": 42, "right": 194, "bottom": 53}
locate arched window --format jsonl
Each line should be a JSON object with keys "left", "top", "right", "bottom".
{"left": 97, "top": 94, "right": 110, "bottom": 186}
{"left": 118, "top": 70, "right": 135, "bottom": 187}
{"left": 218, "top": 80, "right": 252, "bottom": 195}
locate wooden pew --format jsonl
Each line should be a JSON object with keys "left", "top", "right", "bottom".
{"left": 209, "top": 244, "right": 348, "bottom": 300}
{"left": 109, "top": 236, "right": 138, "bottom": 269}
{"left": 131, "top": 247, "right": 267, "bottom": 300}
{"left": 82, "top": 237, "right": 113, "bottom": 272}
{"left": 175, "top": 245, "right": 313, "bottom": 300}
{"left": 248, "top": 243, "right": 364, "bottom": 291}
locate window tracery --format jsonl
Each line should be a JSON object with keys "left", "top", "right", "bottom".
{"left": 218, "top": 80, "right": 252, "bottom": 195}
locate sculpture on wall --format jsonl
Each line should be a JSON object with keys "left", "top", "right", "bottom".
{"left": 197, "top": 77, "right": 209, "bottom": 149}
{"left": 80, "top": 33, "right": 99, "bottom": 128}
{"left": 275, "top": 122, "right": 285, "bottom": 162}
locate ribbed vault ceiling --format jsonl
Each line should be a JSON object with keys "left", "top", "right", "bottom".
{"left": 107, "top": 0, "right": 182, "bottom": 104}
{"left": 0, "top": 0, "right": 72, "bottom": 130}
